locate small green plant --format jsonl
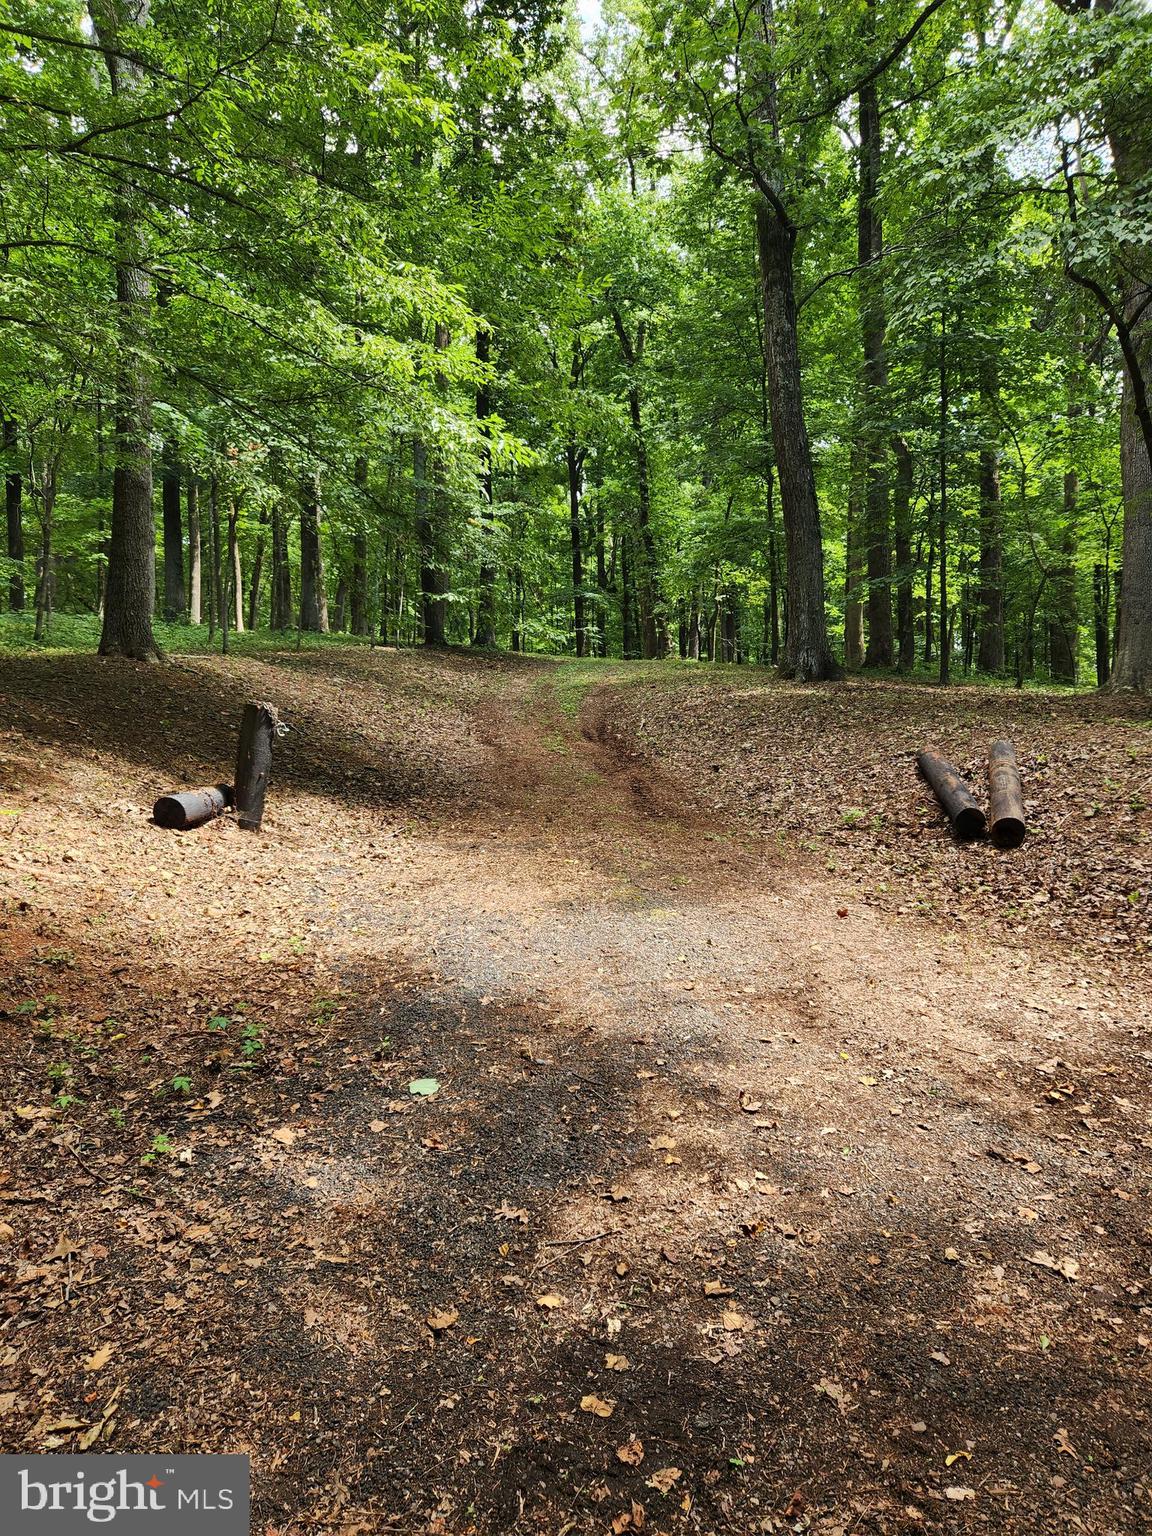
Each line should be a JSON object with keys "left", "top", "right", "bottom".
{"left": 46, "top": 1061, "right": 70, "bottom": 1081}
{"left": 140, "top": 1132, "right": 175, "bottom": 1167}
{"left": 53, "top": 1092, "right": 78, "bottom": 1111}
{"left": 170, "top": 1075, "right": 193, "bottom": 1095}
{"left": 239, "top": 1021, "right": 264, "bottom": 1059}
{"left": 840, "top": 807, "right": 866, "bottom": 827}
{"left": 208, "top": 1014, "right": 231, "bottom": 1032}
{"left": 107, "top": 1107, "right": 126, "bottom": 1129}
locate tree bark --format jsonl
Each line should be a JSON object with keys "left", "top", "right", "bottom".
{"left": 4, "top": 419, "right": 24, "bottom": 611}
{"left": 270, "top": 493, "right": 291, "bottom": 630}
{"left": 418, "top": 323, "right": 450, "bottom": 646}
{"left": 938, "top": 313, "right": 950, "bottom": 685}
{"left": 610, "top": 310, "right": 665, "bottom": 658}
{"left": 473, "top": 328, "right": 498, "bottom": 648}
{"left": 299, "top": 471, "right": 328, "bottom": 633}
{"left": 91, "top": 0, "right": 160, "bottom": 661}
{"left": 976, "top": 361, "right": 1005, "bottom": 673}
{"left": 161, "top": 439, "right": 184, "bottom": 622}
{"left": 892, "top": 436, "right": 915, "bottom": 670}
{"left": 845, "top": 448, "right": 866, "bottom": 669}
{"left": 228, "top": 498, "right": 244, "bottom": 633}
{"left": 248, "top": 506, "right": 269, "bottom": 632}
{"left": 187, "top": 474, "right": 201, "bottom": 624}
{"left": 567, "top": 443, "right": 586, "bottom": 656}
{"left": 755, "top": 199, "right": 838, "bottom": 680}
{"left": 858, "top": 55, "right": 893, "bottom": 668}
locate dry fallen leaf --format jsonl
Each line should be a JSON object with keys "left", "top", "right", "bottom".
{"left": 646, "top": 1467, "right": 682, "bottom": 1495}
{"left": 703, "top": 1279, "right": 733, "bottom": 1296}
{"left": 426, "top": 1307, "right": 459, "bottom": 1333}
{"left": 580, "top": 1395, "right": 615, "bottom": 1417}
{"left": 270, "top": 1126, "right": 297, "bottom": 1146}
{"left": 721, "top": 1311, "right": 746, "bottom": 1332}
{"left": 944, "top": 1487, "right": 976, "bottom": 1502}
{"left": 605, "top": 1353, "right": 630, "bottom": 1371}
{"left": 814, "top": 1377, "right": 854, "bottom": 1413}
{"left": 83, "top": 1344, "right": 115, "bottom": 1373}
{"left": 536, "top": 1293, "right": 566, "bottom": 1310}
{"left": 1026, "top": 1249, "right": 1080, "bottom": 1281}
{"left": 616, "top": 1438, "right": 644, "bottom": 1465}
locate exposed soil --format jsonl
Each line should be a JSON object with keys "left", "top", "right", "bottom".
{"left": 1, "top": 647, "right": 1150, "bottom": 1536}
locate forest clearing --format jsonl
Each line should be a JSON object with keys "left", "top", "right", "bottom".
{"left": 2, "top": 641, "right": 1151, "bottom": 1534}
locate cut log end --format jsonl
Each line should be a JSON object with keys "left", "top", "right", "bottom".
{"left": 990, "top": 815, "right": 1027, "bottom": 850}
{"left": 954, "top": 804, "right": 988, "bottom": 841}
{"left": 152, "top": 784, "right": 233, "bottom": 830}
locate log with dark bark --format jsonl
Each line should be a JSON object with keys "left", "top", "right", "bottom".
{"left": 987, "top": 739, "right": 1026, "bottom": 849}
{"left": 234, "top": 701, "right": 281, "bottom": 832}
{"left": 916, "top": 750, "right": 986, "bottom": 840}
{"left": 153, "top": 784, "right": 232, "bottom": 830}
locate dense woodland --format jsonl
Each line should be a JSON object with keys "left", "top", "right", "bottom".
{"left": 1, "top": 0, "right": 1149, "bottom": 689}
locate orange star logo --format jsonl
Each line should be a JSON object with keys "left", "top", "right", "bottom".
{"left": 146, "top": 1477, "right": 164, "bottom": 1490}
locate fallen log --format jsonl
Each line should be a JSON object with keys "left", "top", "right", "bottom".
{"left": 153, "top": 784, "right": 233, "bottom": 830}
{"left": 988, "top": 738, "right": 1026, "bottom": 848}
{"left": 916, "top": 751, "right": 986, "bottom": 840}
{"left": 234, "top": 700, "right": 281, "bottom": 832}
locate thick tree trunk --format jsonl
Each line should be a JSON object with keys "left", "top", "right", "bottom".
{"left": 473, "top": 329, "right": 498, "bottom": 649}
{"left": 858, "top": 63, "right": 893, "bottom": 668}
{"left": 187, "top": 475, "right": 201, "bottom": 624}
{"left": 620, "top": 529, "right": 637, "bottom": 659}
{"left": 1112, "top": 366, "right": 1152, "bottom": 689}
{"left": 610, "top": 309, "right": 665, "bottom": 658}
{"left": 892, "top": 436, "right": 915, "bottom": 670}
{"left": 938, "top": 313, "right": 950, "bottom": 685}
{"left": 1049, "top": 446, "right": 1079, "bottom": 681}
{"left": 755, "top": 198, "right": 838, "bottom": 680}
{"left": 270, "top": 495, "right": 291, "bottom": 630}
{"left": 844, "top": 452, "right": 865, "bottom": 669}
{"left": 161, "top": 440, "right": 184, "bottom": 622}
{"left": 765, "top": 466, "right": 781, "bottom": 665}
{"left": 299, "top": 472, "right": 328, "bottom": 633}
{"left": 4, "top": 419, "right": 24, "bottom": 611}
{"left": 92, "top": 0, "right": 160, "bottom": 661}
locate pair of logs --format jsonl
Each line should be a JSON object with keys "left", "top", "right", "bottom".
{"left": 917, "top": 740, "right": 1026, "bottom": 848}
{"left": 152, "top": 700, "right": 282, "bottom": 833}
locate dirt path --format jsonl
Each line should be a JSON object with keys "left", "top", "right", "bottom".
{"left": 2, "top": 651, "right": 1150, "bottom": 1536}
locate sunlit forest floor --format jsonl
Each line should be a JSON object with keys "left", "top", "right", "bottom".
{"left": 2, "top": 638, "right": 1150, "bottom": 1535}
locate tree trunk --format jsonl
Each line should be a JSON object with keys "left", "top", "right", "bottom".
{"left": 976, "top": 362, "right": 1005, "bottom": 672}
{"left": 187, "top": 474, "right": 201, "bottom": 624}
{"left": 892, "top": 435, "right": 914, "bottom": 670}
{"left": 755, "top": 198, "right": 838, "bottom": 680}
{"left": 350, "top": 453, "right": 369, "bottom": 637}
{"left": 228, "top": 498, "right": 244, "bottom": 633}
{"left": 161, "top": 440, "right": 184, "bottom": 622}
{"left": 1094, "top": 563, "right": 1110, "bottom": 685}
{"left": 620, "top": 529, "right": 637, "bottom": 659}
{"left": 844, "top": 449, "right": 866, "bottom": 668}
{"left": 473, "top": 329, "right": 498, "bottom": 648}
{"left": 299, "top": 471, "right": 328, "bottom": 633}
{"left": 567, "top": 443, "right": 586, "bottom": 656}
{"left": 247, "top": 506, "right": 268, "bottom": 632}
{"left": 270, "top": 494, "right": 291, "bottom": 630}
{"left": 1049, "top": 381, "right": 1080, "bottom": 682}
{"left": 91, "top": 0, "right": 160, "bottom": 661}
{"left": 765, "top": 465, "right": 781, "bottom": 665}
{"left": 938, "top": 313, "right": 950, "bottom": 686}
{"left": 858, "top": 57, "right": 893, "bottom": 669}
{"left": 594, "top": 467, "right": 609, "bottom": 656}
{"left": 33, "top": 465, "right": 55, "bottom": 643}
{"left": 417, "top": 323, "right": 450, "bottom": 646}
{"left": 4, "top": 419, "right": 24, "bottom": 611}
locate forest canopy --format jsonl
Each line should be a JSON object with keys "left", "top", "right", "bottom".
{"left": 1, "top": 0, "right": 1149, "bottom": 689}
